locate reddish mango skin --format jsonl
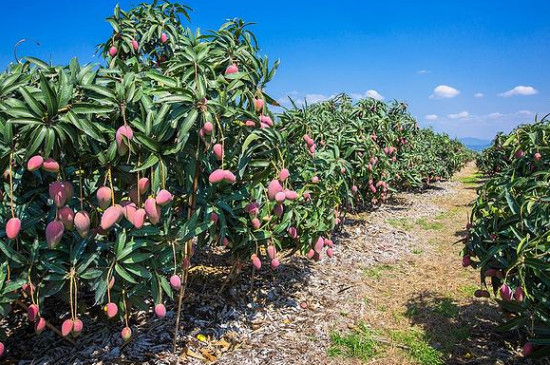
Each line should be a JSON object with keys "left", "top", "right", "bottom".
{"left": 105, "top": 302, "right": 118, "bottom": 319}
{"left": 121, "top": 327, "right": 132, "bottom": 341}
{"left": 144, "top": 198, "right": 161, "bottom": 225}
{"left": 268, "top": 180, "right": 283, "bottom": 200}
{"left": 61, "top": 319, "right": 74, "bottom": 337}
{"left": 500, "top": 285, "right": 513, "bottom": 301}
{"left": 254, "top": 99, "right": 264, "bottom": 112}
{"left": 134, "top": 209, "right": 146, "bottom": 229}
{"left": 314, "top": 237, "right": 324, "bottom": 253}
{"left": 260, "top": 115, "right": 273, "bottom": 126}
{"left": 124, "top": 203, "right": 137, "bottom": 224}
{"left": 523, "top": 342, "right": 534, "bottom": 357}
{"left": 474, "top": 289, "right": 490, "bottom": 298}
{"left": 209, "top": 169, "right": 226, "bottom": 183}
{"left": 154, "top": 303, "right": 167, "bottom": 318}
{"left": 42, "top": 158, "right": 60, "bottom": 173}
{"left": 46, "top": 221, "right": 64, "bottom": 248}
{"left": 27, "top": 304, "right": 39, "bottom": 322}
{"left": 96, "top": 186, "right": 112, "bottom": 210}
{"left": 275, "top": 192, "right": 286, "bottom": 203}
{"left": 515, "top": 286, "right": 525, "bottom": 302}
{"left": 326, "top": 248, "right": 334, "bottom": 258}
{"left": 155, "top": 189, "right": 173, "bottom": 206}
{"left": 160, "top": 33, "right": 168, "bottom": 43}
{"left": 58, "top": 206, "right": 75, "bottom": 230}
{"left": 109, "top": 46, "right": 117, "bottom": 56}
{"left": 284, "top": 190, "right": 298, "bottom": 200}
{"left": 100, "top": 206, "right": 121, "bottom": 230}
{"left": 251, "top": 254, "right": 261, "bottom": 270}
{"left": 35, "top": 317, "right": 46, "bottom": 334}
{"left": 288, "top": 226, "right": 298, "bottom": 239}
{"left": 279, "top": 168, "right": 290, "bottom": 181}
{"left": 49, "top": 181, "right": 67, "bottom": 208}
{"left": 27, "top": 155, "right": 44, "bottom": 171}
{"left": 245, "top": 202, "right": 260, "bottom": 216}
{"left": 170, "top": 275, "right": 182, "bottom": 290}
{"left": 251, "top": 218, "right": 261, "bottom": 230}
{"left": 267, "top": 245, "right": 277, "bottom": 260}
{"left": 224, "top": 170, "right": 236, "bottom": 183}
{"left": 273, "top": 204, "right": 283, "bottom": 217}
{"left": 138, "top": 177, "right": 150, "bottom": 193}
{"left": 74, "top": 211, "right": 90, "bottom": 238}
{"left": 270, "top": 258, "right": 280, "bottom": 269}
{"left": 131, "top": 39, "right": 139, "bottom": 51}
{"left": 213, "top": 144, "right": 223, "bottom": 160}
{"left": 72, "top": 319, "right": 84, "bottom": 336}
{"left": 203, "top": 122, "right": 214, "bottom": 135}
{"left": 6, "top": 217, "right": 21, "bottom": 240}
{"left": 225, "top": 64, "right": 238, "bottom": 75}
{"left": 63, "top": 181, "right": 74, "bottom": 201}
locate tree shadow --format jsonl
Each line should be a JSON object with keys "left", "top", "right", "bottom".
{"left": 2, "top": 246, "right": 316, "bottom": 364}
{"left": 404, "top": 291, "right": 533, "bottom": 365}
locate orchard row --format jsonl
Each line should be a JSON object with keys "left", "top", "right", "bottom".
{"left": 0, "top": 0, "right": 470, "bottom": 357}
{"left": 464, "top": 114, "right": 550, "bottom": 359}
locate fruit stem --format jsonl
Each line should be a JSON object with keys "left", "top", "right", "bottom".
{"left": 107, "top": 167, "right": 115, "bottom": 207}
{"left": 173, "top": 122, "right": 202, "bottom": 353}
{"left": 79, "top": 168, "right": 84, "bottom": 211}
{"left": 8, "top": 153, "right": 15, "bottom": 218}
{"left": 15, "top": 300, "right": 75, "bottom": 345}
{"left": 215, "top": 261, "right": 238, "bottom": 300}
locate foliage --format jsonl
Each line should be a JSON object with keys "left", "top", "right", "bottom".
{"left": 464, "top": 114, "right": 550, "bottom": 358}
{"left": 0, "top": 0, "right": 469, "bottom": 353}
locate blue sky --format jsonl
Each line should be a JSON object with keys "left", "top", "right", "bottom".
{"left": 1, "top": 1, "right": 549, "bottom": 140}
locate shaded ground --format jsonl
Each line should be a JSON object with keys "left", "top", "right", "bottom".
{"left": 1, "top": 163, "right": 540, "bottom": 364}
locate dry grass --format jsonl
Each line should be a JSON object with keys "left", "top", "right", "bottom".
{"left": 331, "top": 163, "right": 529, "bottom": 365}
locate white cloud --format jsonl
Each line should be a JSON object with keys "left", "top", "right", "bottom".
{"left": 425, "top": 114, "right": 438, "bottom": 121}
{"left": 474, "top": 92, "right": 484, "bottom": 98}
{"left": 488, "top": 112, "right": 503, "bottom": 118}
{"left": 304, "top": 94, "right": 334, "bottom": 104}
{"left": 417, "top": 70, "right": 430, "bottom": 75}
{"left": 498, "top": 86, "right": 538, "bottom": 97}
{"left": 365, "top": 89, "right": 385, "bottom": 101}
{"left": 516, "top": 110, "right": 532, "bottom": 116}
{"left": 447, "top": 111, "right": 469, "bottom": 119}
{"left": 430, "top": 85, "right": 460, "bottom": 99}
{"left": 349, "top": 90, "right": 385, "bottom": 101}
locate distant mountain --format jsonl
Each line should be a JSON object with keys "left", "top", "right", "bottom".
{"left": 459, "top": 137, "right": 491, "bottom": 152}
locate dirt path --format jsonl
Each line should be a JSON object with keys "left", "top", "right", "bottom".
{"left": 4, "top": 163, "right": 532, "bottom": 364}
{"left": 219, "top": 162, "right": 528, "bottom": 365}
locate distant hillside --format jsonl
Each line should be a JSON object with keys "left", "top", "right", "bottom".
{"left": 459, "top": 137, "right": 491, "bottom": 152}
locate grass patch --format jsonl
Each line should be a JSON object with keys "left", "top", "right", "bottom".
{"left": 327, "top": 323, "right": 379, "bottom": 361}
{"left": 363, "top": 264, "right": 395, "bottom": 280}
{"left": 412, "top": 248, "right": 423, "bottom": 255}
{"left": 416, "top": 218, "right": 444, "bottom": 231}
{"left": 390, "top": 329, "right": 443, "bottom": 365}
{"left": 387, "top": 218, "right": 415, "bottom": 230}
{"left": 457, "top": 174, "right": 483, "bottom": 185}
{"left": 432, "top": 297, "right": 459, "bottom": 318}
{"left": 405, "top": 297, "right": 459, "bottom": 319}
{"left": 458, "top": 284, "right": 478, "bottom": 298}
{"left": 388, "top": 217, "right": 444, "bottom": 231}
